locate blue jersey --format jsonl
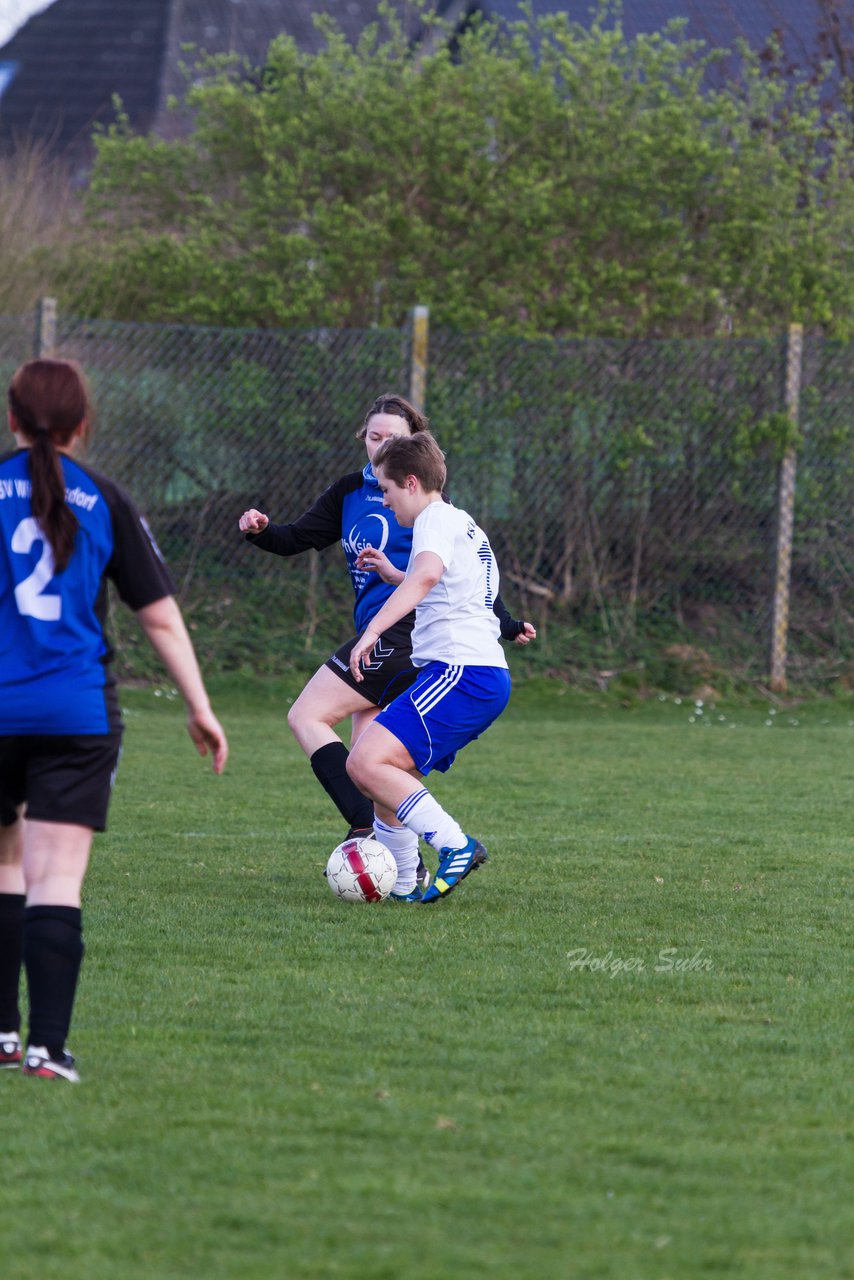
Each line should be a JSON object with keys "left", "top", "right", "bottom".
{"left": 246, "top": 462, "right": 526, "bottom": 642}
{"left": 0, "top": 449, "right": 175, "bottom": 735}
{"left": 247, "top": 463, "right": 413, "bottom": 633}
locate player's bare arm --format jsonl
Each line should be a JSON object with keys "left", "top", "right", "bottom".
{"left": 349, "top": 552, "right": 444, "bottom": 681}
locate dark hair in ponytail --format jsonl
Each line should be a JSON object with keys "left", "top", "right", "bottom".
{"left": 7, "top": 359, "right": 92, "bottom": 574}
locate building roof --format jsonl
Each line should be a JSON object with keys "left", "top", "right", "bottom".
{"left": 485, "top": 0, "right": 819, "bottom": 47}
{"left": 0, "top": 0, "right": 848, "bottom": 164}
{"left": 0, "top": 0, "right": 170, "bottom": 164}
{"left": 473, "top": 0, "right": 850, "bottom": 81}
{"left": 0, "top": 1, "right": 427, "bottom": 159}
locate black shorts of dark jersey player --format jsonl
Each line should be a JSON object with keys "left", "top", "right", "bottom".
{"left": 0, "top": 733, "right": 123, "bottom": 831}
{"left": 325, "top": 617, "right": 419, "bottom": 708}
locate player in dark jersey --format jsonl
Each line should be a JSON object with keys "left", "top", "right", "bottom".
{"left": 238, "top": 393, "right": 535, "bottom": 900}
{"left": 0, "top": 358, "right": 228, "bottom": 1082}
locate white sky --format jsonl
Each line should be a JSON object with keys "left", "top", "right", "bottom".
{"left": 0, "top": 0, "right": 56, "bottom": 50}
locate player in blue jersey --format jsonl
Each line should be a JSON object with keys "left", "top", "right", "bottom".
{"left": 347, "top": 430, "right": 512, "bottom": 903}
{"left": 0, "top": 358, "right": 228, "bottom": 1081}
{"left": 238, "top": 394, "right": 534, "bottom": 899}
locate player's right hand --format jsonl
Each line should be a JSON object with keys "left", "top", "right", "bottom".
{"left": 239, "top": 509, "right": 269, "bottom": 534}
{"left": 349, "top": 628, "right": 379, "bottom": 682}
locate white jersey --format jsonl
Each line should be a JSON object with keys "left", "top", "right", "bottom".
{"left": 408, "top": 500, "right": 508, "bottom": 668}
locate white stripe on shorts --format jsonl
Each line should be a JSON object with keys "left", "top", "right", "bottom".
{"left": 411, "top": 664, "right": 464, "bottom": 717}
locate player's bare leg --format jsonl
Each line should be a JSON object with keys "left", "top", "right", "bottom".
{"left": 347, "top": 723, "right": 485, "bottom": 903}
{"left": 287, "top": 666, "right": 378, "bottom": 833}
{"left": 288, "top": 665, "right": 375, "bottom": 757}
{"left": 350, "top": 709, "right": 425, "bottom": 895}
{"left": 0, "top": 811, "right": 25, "bottom": 1068}
{"left": 290, "top": 669, "right": 427, "bottom": 890}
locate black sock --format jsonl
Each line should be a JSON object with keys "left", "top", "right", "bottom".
{"left": 0, "top": 893, "right": 26, "bottom": 1032}
{"left": 310, "top": 741, "right": 374, "bottom": 832}
{"left": 24, "top": 905, "right": 84, "bottom": 1059}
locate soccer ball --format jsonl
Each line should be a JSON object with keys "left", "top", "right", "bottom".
{"left": 325, "top": 836, "right": 397, "bottom": 903}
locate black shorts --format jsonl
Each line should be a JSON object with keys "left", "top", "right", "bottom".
{"left": 0, "top": 732, "right": 123, "bottom": 832}
{"left": 325, "top": 617, "right": 419, "bottom": 708}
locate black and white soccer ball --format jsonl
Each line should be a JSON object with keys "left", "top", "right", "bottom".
{"left": 325, "top": 836, "right": 397, "bottom": 903}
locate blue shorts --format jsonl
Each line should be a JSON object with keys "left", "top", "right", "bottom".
{"left": 375, "top": 663, "right": 511, "bottom": 775}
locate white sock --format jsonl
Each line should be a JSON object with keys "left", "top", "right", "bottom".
{"left": 374, "top": 818, "right": 420, "bottom": 895}
{"left": 395, "top": 788, "right": 466, "bottom": 855}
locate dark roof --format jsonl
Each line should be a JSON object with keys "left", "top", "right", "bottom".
{"left": 0, "top": 0, "right": 170, "bottom": 164}
{"left": 0, "top": 1, "right": 426, "bottom": 157}
{"left": 1, "top": 0, "right": 847, "bottom": 165}
{"left": 478, "top": 1, "right": 848, "bottom": 78}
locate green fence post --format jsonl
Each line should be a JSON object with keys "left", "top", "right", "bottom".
{"left": 769, "top": 323, "right": 803, "bottom": 693}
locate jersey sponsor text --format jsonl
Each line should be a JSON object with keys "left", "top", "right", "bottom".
{"left": 0, "top": 476, "right": 98, "bottom": 511}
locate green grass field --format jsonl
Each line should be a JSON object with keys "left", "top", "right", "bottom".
{"left": 3, "top": 678, "right": 852, "bottom": 1280}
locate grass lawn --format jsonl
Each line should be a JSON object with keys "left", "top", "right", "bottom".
{"left": 3, "top": 678, "right": 852, "bottom": 1280}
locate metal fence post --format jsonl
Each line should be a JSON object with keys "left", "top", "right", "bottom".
{"left": 34, "top": 297, "right": 57, "bottom": 357}
{"left": 409, "top": 305, "right": 429, "bottom": 412}
{"left": 769, "top": 323, "right": 804, "bottom": 693}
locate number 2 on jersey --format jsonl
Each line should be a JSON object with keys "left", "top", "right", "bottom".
{"left": 12, "top": 516, "right": 61, "bottom": 620}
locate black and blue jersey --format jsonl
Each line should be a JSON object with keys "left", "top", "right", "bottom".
{"left": 247, "top": 463, "right": 413, "bottom": 634}
{"left": 246, "top": 461, "right": 528, "bottom": 642}
{"left": 0, "top": 448, "right": 175, "bottom": 735}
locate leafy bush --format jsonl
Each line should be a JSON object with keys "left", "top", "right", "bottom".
{"left": 52, "top": 1, "right": 854, "bottom": 340}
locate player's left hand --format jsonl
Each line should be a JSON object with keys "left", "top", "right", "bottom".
{"left": 349, "top": 628, "right": 380, "bottom": 682}
{"left": 514, "top": 622, "right": 537, "bottom": 645}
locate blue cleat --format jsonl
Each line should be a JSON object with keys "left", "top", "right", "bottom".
{"left": 388, "top": 884, "right": 424, "bottom": 903}
{"left": 420, "top": 837, "right": 488, "bottom": 903}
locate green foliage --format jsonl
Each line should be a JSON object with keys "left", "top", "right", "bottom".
{"left": 53, "top": 0, "right": 854, "bottom": 338}
{"left": 733, "top": 409, "right": 802, "bottom": 459}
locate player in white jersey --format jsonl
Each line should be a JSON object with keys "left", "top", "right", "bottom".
{"left": 346, "top": 431, "right": 512, "bottom": 903}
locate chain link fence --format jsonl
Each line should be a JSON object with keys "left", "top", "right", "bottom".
{"left": 1, "top": 306, "right": 851, "bottom": 691}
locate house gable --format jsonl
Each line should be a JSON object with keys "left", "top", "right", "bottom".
{"left": 0, "top": 0, "right": 171, "bottom": 164}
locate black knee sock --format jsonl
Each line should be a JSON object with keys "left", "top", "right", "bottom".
{"left": 310, "top": 741, "right": 374, "bottom": 832}
{"left": 24, "top": 906, "right": 84, "bottom": 1059}
{"left": 0, "top": 893, "right": 26, "bottom": 1032}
